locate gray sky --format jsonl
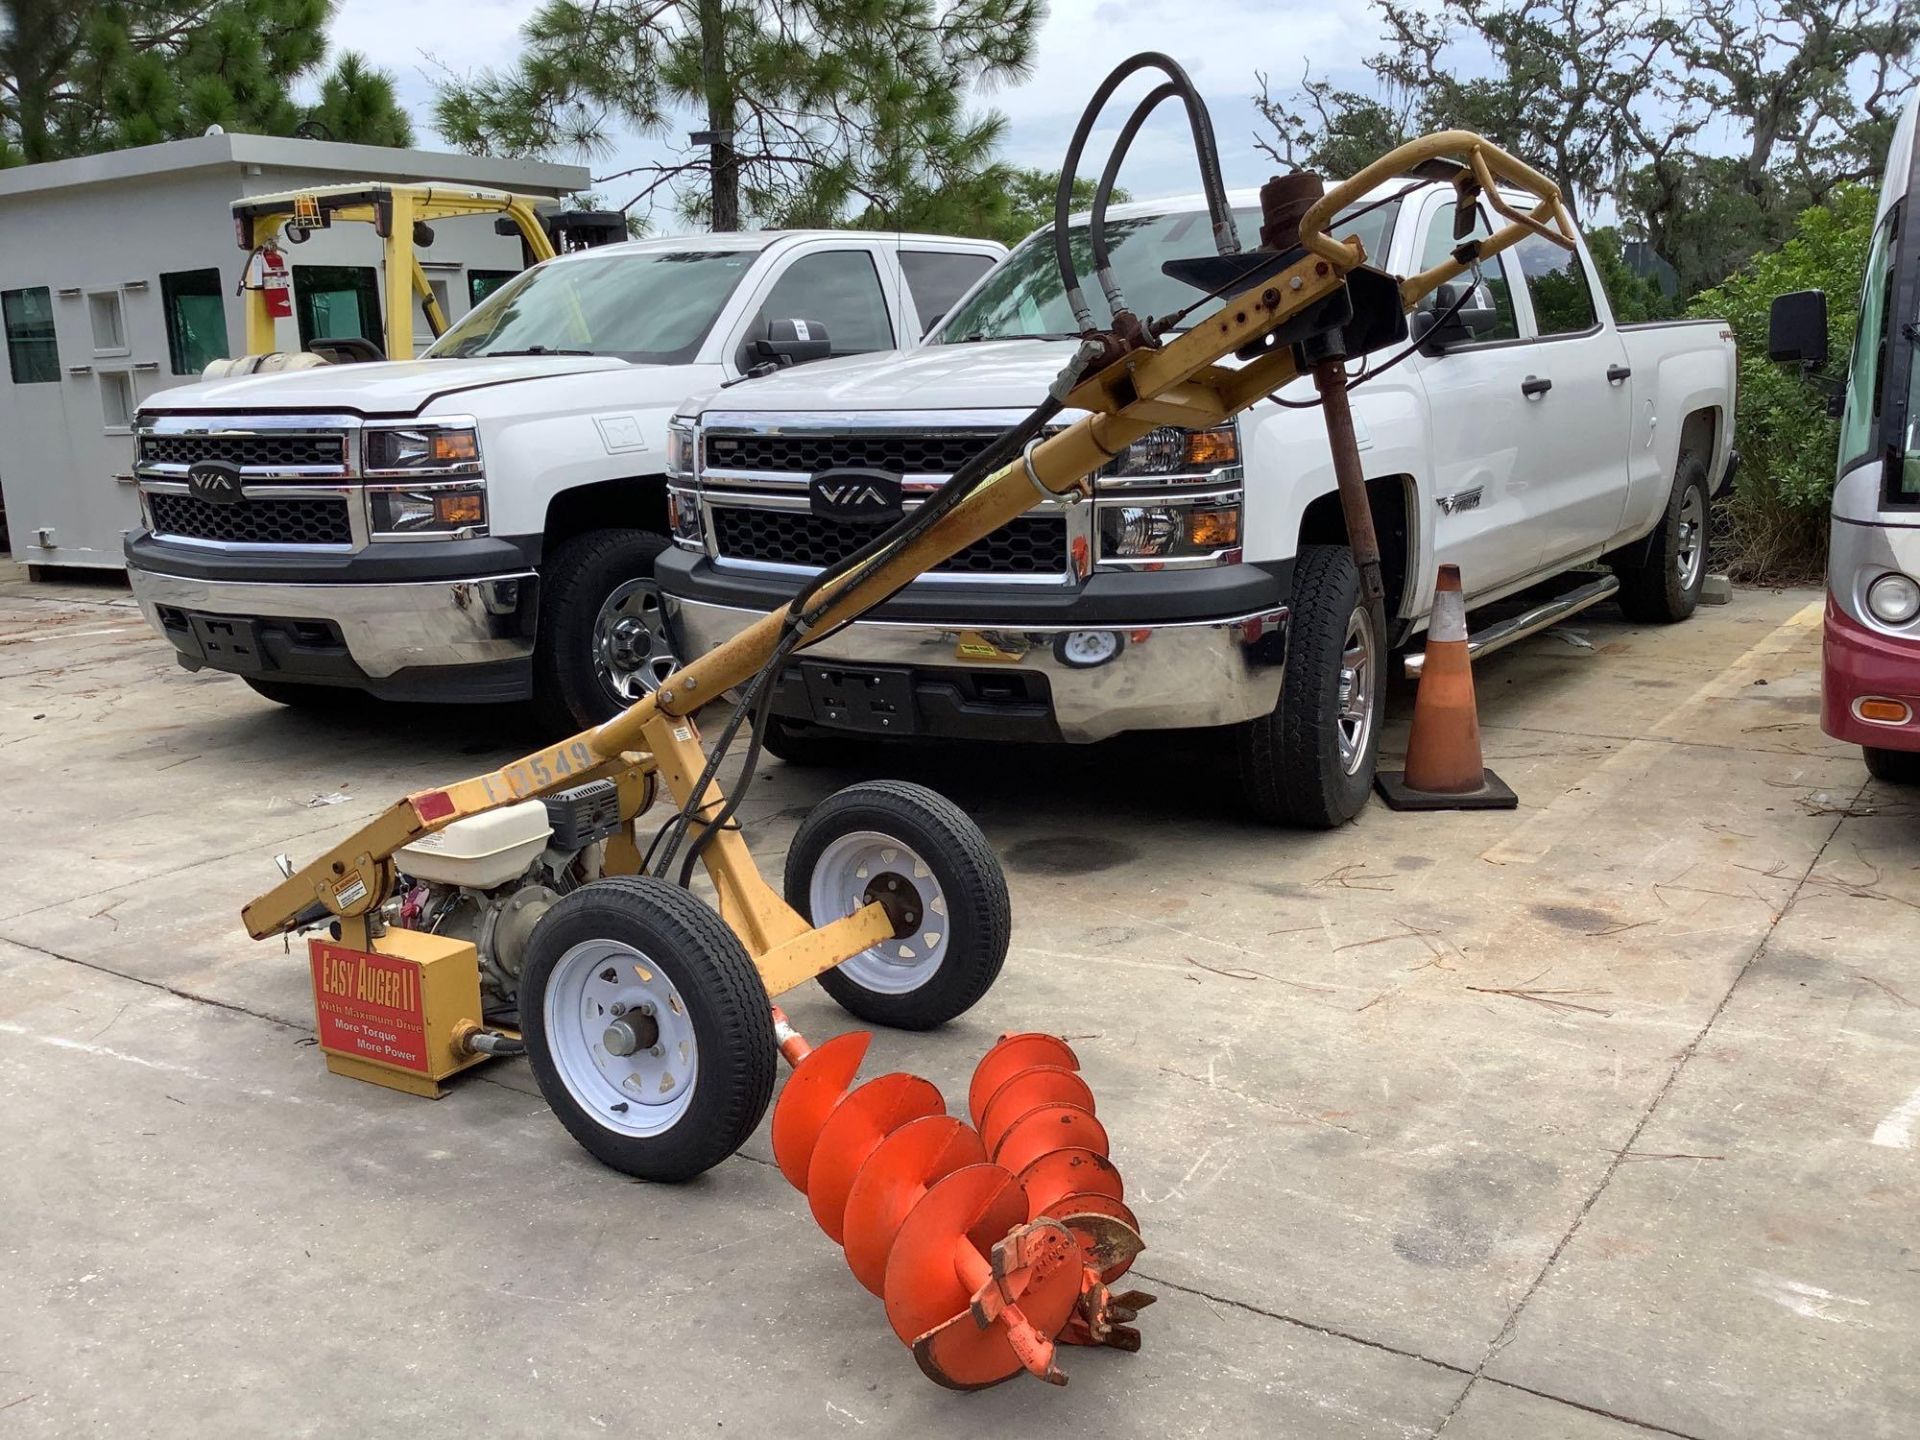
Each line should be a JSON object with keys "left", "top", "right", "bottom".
{"left": 327, "top": 0, "right": 1383, "bottom": 220}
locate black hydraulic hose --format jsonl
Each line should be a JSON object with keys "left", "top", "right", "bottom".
{"left": 1053, "top": 52, "right": 1240, "bottom": 330}
{"left": 1089, "top": 82, "right": 1180, "bottom": 315}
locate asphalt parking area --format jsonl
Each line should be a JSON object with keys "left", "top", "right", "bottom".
{"left": 1, "top": 566, "right": 1915, "bottom": 1439}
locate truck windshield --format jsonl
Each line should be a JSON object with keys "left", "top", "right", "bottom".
{"left": 428, "top": 249, "right": 757, "bottom": 364}
{"left": 932, "top": 200, "right": 1399, "bottom": 343}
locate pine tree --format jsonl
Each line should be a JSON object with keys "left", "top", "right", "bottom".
{"left": 1, "top": 0, "right": 414, "bottom": 166}
{"left": 432, "top": 0, "right": 1042, "bottom": 231}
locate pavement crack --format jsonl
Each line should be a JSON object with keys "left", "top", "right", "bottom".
{"left": 1431, "top": 777, "right": 1867, "bottom": 1437}
{"left": 0, "top": 932, "right": 310, "bottom": 1034}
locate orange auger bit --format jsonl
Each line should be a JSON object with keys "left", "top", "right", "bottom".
{"left": 767, "top": 1010, "right": 1153, "bottom": 1389}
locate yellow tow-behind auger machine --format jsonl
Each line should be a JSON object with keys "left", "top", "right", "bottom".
{"left": 222, "top": 182, "right": 557, "bottom": 367}
{"left": 243, "top": 48, "right": 1575, "bottom": 1389}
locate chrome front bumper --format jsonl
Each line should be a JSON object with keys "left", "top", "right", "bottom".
{"left": 665, "top": 595, "right": 1290, "bottom": 742}
{"left": 126, "top": 566, "right": 537, "bottom": 678}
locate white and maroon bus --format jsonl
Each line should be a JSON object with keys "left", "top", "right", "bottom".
{"left": 1771, "top": 93, "right": 1920, "bottom": 785}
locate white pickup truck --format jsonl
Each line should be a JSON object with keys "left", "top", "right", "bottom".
{"left": 659, "top": 184, "right": 1738, "bottom": 825}
{"left": 122, "top": 229, "right": 1004, "bottom": 730}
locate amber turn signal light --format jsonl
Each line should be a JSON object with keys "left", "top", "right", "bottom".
{"left": 435, "top": 492, "right": 485, "bottom": 525}
{"left": 1855, "top": 697, "right": 1913, "bottom": 725}
{"left": 1185, "top": 507, "right": 1240, "bottom": 547}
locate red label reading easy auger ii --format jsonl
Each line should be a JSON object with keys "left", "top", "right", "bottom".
{"left": 309, "top": 940, "right": 430, "bottom": 1073}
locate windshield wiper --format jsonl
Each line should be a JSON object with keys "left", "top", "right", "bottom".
{"left": 478, "top": 345, "right": 596, "bottom": 357}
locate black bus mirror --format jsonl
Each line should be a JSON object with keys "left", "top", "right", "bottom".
{"left": 1769, "top": 290, "right": 1828, "bottom": 369}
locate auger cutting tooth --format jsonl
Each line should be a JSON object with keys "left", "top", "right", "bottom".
{"left": 885, "top": 1165, "right": 1084, "bottom": 1390}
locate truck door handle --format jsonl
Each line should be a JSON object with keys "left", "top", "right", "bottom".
{"left": 1607, "top": 364, "right": 1632, "bottom": 384}
{"left": 1521, "top": 375, "right": 1553, "bottom": 398}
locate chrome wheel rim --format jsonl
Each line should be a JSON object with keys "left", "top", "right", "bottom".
{"left": 1336, "top": 605, "right": 1378, "bottom": 777}
{"left": 543, "top": 939, "right": 697, "bottom": 1137}
{"left": 1675, "top": 486, "right": 1706, "bottom": 590}
{"left": 808, "top": 831, "right": 947, "bottom": 995}
{"left": 593, "top": 579, "right": 676, "bottom": 707}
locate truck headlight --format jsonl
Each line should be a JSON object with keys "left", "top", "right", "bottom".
{"left": 368, "top": 484, "right": 487, "bottom": 536}
{"left": 1107, "top": 424, "right": 1239, "bottom": 479}
{"left": 666, "top": 421, "right": 697, "bottom": 480}
{"left": 667, "top": 486, "right": 703, "bottom": 550}
{"left": 1099, "top": 502, "right": 1241, "bottom": 561}
{"left": 1868, "top": 571, "right": 1920, "bottom": 624}
{"left": 363, "top": 423, "right": 482, "bottom": 476}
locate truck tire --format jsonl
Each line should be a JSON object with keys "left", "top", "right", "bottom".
{"left": 1864, "top": 746, "right": 1920, "bottom": 785}
{"left": 533, "top": 528, "right": 675, "bottom": 735}
{"left": 1236, "top": 543, "right": 1385, "bottom": 828}
{"left": 1613, "top": 455, "right": 1709, "bottom": 624}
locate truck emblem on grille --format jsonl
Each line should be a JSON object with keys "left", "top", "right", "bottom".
{"left": 186, "top": 459, "right": 244, "bottom": 506}
{"left": 809, "top": 467, "right": 902, "bottom": 524}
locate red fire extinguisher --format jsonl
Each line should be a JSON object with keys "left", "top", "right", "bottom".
{"left": 260, "top": 248, "right": 292, "bottom": 320}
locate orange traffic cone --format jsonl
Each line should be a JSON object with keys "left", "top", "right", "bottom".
{"left": 1375, "top": 564, "right": 1517, "bottom": 811}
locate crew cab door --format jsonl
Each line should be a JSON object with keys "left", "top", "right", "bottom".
{"left": 1504, "top": 230, "right": 1633, "bottom": 569}
{"left": 1408, "top": 196, "right": 1540, "bottom": 601}
{"left": 725, "top": 244, "right": 900, "bottom": 377}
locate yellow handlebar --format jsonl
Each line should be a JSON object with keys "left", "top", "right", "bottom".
{"left": 1298, "top": 130, "right": 1579, "bottom": 313}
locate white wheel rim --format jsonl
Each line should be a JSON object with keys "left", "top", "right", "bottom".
{"left": 543, "top": 939, "right": 698, "bottom": 1137}
{"left": 808, "top": 831, "right": 948, "bottom": 995}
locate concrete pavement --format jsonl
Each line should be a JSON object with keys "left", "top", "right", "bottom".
{"left": 0, "top": 566, "right": 1914, "bottom": 1438}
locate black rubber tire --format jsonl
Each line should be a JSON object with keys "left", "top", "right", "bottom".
{"left": 760, "top": 716, "right": 866, "bottom": 768}
{"left": 519, "top": 875, "right": 775, "bottom": 1182}
{"left": 532, "top": 527, "right": 673, "bottom": 735}
{"left": 1864, "top": 746, "right": 1920, "bottom": 785}
{"left": 1235, "top": 543, "right": 1385, "bottom": 828}
{"left": 784, "top": 780, "right": 1010, "bottom": 1030}
{"left": 243, "top": 678, "right": 360, "bottom": 710}
{"left": 1613, "top": 455, "right": 1709, "bottom": 624}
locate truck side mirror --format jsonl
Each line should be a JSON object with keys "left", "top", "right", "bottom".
{"left": 755, "top": 318, "right": 832, "bottom": 369}
{"left": 1410, "top": 281, "right": 1497, "bottom": 351}
{"left": 1769, "top": 289, "right": 1828, "bottom": 369}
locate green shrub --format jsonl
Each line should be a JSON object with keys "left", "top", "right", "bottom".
{"left": 1688, "top": 185, "right": 1876, "bottom": 582}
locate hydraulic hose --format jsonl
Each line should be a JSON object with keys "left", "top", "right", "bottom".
{"left": 1052, "top": 52, "right": 1240, "bottom": 330}
{"left": 1089, "top": 82, "right": 1180, "bottom": 316}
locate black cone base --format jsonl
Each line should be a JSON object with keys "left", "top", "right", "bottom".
{"left": 1375, "top": 768, "right": 1517, "bottom": 812}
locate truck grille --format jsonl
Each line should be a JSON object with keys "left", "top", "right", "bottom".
{"left": 149, "top": 493, "right": 353, "bottom": 547}
{"left": 712, "top": 508, "right": 1063, "bottom": 576}
{"left": 704, "top": 432, "right": 996, "bottom": 477}
{"left": 138, "top": 432, "right": 348, "bottom": 471}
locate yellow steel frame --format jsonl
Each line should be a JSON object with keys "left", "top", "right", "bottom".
{"left": 236, "top": 185, "right": 559, "bottom": 359}
{"left": 243, "top": 131, "right": 1576, "bottom": 999}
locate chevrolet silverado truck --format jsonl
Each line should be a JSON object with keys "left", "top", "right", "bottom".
{"left": 659, "top": 184, "right": 1738, "bottom": 826}
{"left": 124, "top": 229, "right": 1004, "bottom": 731}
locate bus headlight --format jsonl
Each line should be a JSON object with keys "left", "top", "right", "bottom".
{"left": 1867, "top": 571, "right": 1920, "bottom": 625}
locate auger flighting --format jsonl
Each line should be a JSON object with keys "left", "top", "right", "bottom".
{"left": 770, "top": 1012, "right": 1152, "bottom": 1388}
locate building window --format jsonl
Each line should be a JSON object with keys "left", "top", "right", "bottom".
{"left": 469, "top": 270, "right": 519, "bottom": 307}
{"left": 89, "top": 291, "right": 127, "bottom": 353}
{"left": 293, "top": 265, "right": 384, "bottom": 355}
{"left": 99, "top": 370, "right": 135, "bottom": 430}
{"left": 160, "top": 269, "right": 230, "bottom": 375}
{"left": 3, "top": 286, "right": 59, "bottom": 383}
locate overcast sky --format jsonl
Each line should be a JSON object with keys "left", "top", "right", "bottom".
{"left": 325, "top": 0, "right": 1383, "bottom": 222}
